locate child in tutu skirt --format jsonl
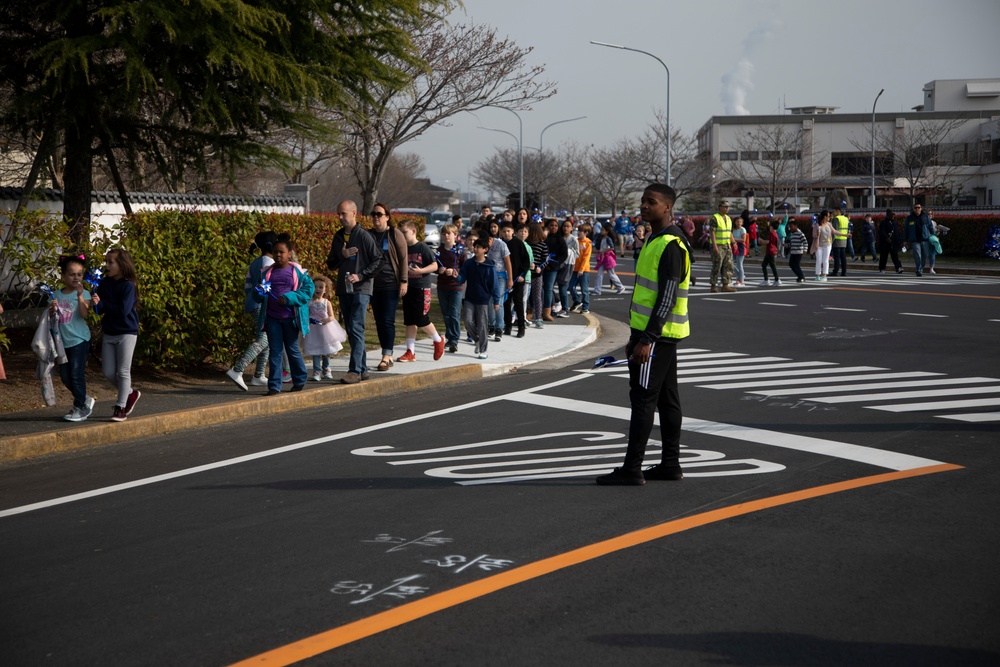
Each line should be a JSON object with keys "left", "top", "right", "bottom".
{"left": 302, "top": 275, "right": 346, "bottom": 380}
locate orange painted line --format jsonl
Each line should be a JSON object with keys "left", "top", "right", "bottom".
{"left": 831, "top": 286, "right": 1000, "bottom": 300}
{"left": 229, "top": 462, "right": 962, "bottom": 666}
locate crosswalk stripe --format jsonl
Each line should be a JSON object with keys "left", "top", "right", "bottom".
{"left": 678, "top": 361, "right": 837, "bottom": 376}
{"left": 686, "top": 367, "right": 898, "bottom": 387}
{"left": 808, "top": 385, "right": 1000, "bottom": 404}
{"left": 938, "top": 412, "right": 1000, "bottom": 422}
{"left": 748, "top": 376, "right": 997, "bottom": 396}
{"left": 676, "top": 352, "right": 749, "bottom": 360}
{"left": 679, "top": 356, "right": 789, "bottom": 368}
{"left": 871, "top": 397, "right": 1000, "bottom": 412}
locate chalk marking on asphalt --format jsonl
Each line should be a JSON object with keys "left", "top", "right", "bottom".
{"left": 0, "top": 375, "right": 592, "bottom": 519}
{"left": 505, "top": 392, "right": 943, "bottom": 472}
{"left": 225, "top": 463, "right": 962, "bottom": 667}
{"left": 899, "top": 312, "right": 948, "bottom": 318}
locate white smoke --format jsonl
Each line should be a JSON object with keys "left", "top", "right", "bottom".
{"left": 720, "top": 20, "right": 782, "bottom": 116}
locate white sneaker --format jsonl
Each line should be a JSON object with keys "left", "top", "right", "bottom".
{"left": 322, "top": 369, "right": 333, "bottom": 380}
{"left": 282, "top": 371, "right": 292, "bottom": 384}
{"left": 63, "top": 407, "right": 86, "bottom": 422}
{"left": 477, "top": 353, "right": 489, "bottom": 359}
{"left": 84, "top": 396, "right": 95, "bottom": 417}
{"left": 250, "top": 376, "right": 268, "bottom": 386}
{"left": 929, "top": 268, "right": 936, "bottom": 274}
{"left": 758, "top": 280, "right": 771, "bottom": 287}
{"left": 556, "top": 310, "right": 570, "bottom": 318}
{"left": 312, "top": 371, "right": 322, "bottom": 382}
{"left": 551, "top": 303, "right": 562, "bottom": 314}
{"left": 226, "top": 368, "right": 248, "bottom": 391}
{"left": 774, "top": 279, "right": 783, "bottom": 286}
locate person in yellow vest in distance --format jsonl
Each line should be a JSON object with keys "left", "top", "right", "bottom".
{"left": 597, "top": 183, "right": 692, "bottom": 486}
{"left": 831, "top": 204, "right": 850, "bottom": 277}
{"left": 709, "top": 200, "right": 737, "bottom": 293}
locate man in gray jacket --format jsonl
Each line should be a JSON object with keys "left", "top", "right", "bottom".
{"left": 327, "top": 200, "right": 384, "bottom": 383}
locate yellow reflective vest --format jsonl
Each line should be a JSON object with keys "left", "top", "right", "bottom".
{"left": 712, "top": 213, "right": 732, "bottom": 245}
{"left": 833, "top": 215, "right": 850, "bottom": 243}
{"left": 629, "top": 232, "right": 690, "bottom": 340}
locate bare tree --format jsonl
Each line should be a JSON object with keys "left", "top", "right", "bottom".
{"left": 587, "top": 140, "right": 642, "bottom": 214}
{"left": 329, "top": 20, "right": 556, "bottom": 213}
{"left": 719, "top": 122, "right": 822, "bottom": 211}
{"left": 622, "top": 111, "right": 701, "bottom": 199}
{"left": 850, "top": 117, "right": 971, "bottom": 205}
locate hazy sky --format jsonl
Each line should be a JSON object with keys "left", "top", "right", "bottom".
{"left": 407, "top": 0, "right": 1000, "bottom": 202}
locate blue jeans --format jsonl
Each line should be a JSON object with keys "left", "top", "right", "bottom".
{"left": 861, "top": 239, "right": 876, "bottom": 261}
{"left": 492, "top": 271, "right": 508, "bottom": 331}
{"left": 437, "top": 288, "right": 463, "bottom": 345}
{"left": 370, "top": 289, "right": 400, "bottom": 356}
{"left": 542, "top": 269, "right": 559, "bottom": 308}
{"left": 265, "top": 317, "right": 307, "bottom": 392}
{"left": 569, "top": 272, "right": 590, "bottom": 310}
{"left": 58, "top": 340, "right": 90, "bottom": 409}
{"left": 910, "top": 241, "right": 926, "bottom": 274}
{"left": 340, "top": 292, "right": 371, "bottom": 374}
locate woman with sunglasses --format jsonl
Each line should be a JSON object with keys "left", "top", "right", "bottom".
{"left": 368, "top": 204, "right": 409, "bottom": 371}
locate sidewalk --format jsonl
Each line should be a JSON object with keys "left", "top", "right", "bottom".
{"left": 0, "top": 315, "right": 600, "bottom": 464}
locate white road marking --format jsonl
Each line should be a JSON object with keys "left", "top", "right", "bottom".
{"left": 684, "top": 367, "right": 894, "bottom": 387}
{"left": 679, "top": 356, "right": 789, "bottom": 368}
{"left": 678, "top": 361, "right": 837, "bottom": 376}
{"left": 759, "top": 302, "right": 797, "bottom": 307}
{"left": 808, "top": 385, "right": 1000, "bottom": 404}
{"left": 748, "top": 377, "right": 998, "bottom": 397}
{"left": 505, "top": 391, "right": 942, "bottom": 472}
{"left": 871, "top": 397, "right": 1000, "bottom": 412}
{"left": 899, "top": 312, "right": 948, "bottom": 318}
{"left": 824, "top": 307, "right": 866, "bottom": 312}
{"left": 938, "top": 412, "right": 1000, "bottom": 422}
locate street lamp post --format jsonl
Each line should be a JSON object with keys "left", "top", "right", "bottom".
{"left": 591, "top": 41, "right": 670, "bottom": 185}
{"left": 870, "top": 88, "right": 884, "bottom": 209}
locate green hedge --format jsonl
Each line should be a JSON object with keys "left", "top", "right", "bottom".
{"left": 2, "top": 208, "right": 428, "bottom": 370}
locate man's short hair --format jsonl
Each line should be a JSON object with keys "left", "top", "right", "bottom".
{"left": 473, "top": 236, "right": 490, "bottom": 250}
{"left": 440, "top": 223, "right": 457, "bottom": 235}
{"left": 399, "top": 220, "right": 417, "bottom": 233}
{"left": 452, "top": 215, "right": 462, "bottom": 223}
{"left": 644, "top": 182, "right": 677, "bottom": 206}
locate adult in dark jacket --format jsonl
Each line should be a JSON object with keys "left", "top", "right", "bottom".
{"left": 326, "top": 200, "right": 385, "bottom": 384}
{"left": 877, "top": 209, "right": 903, "bottom": 274}
{"left": 903, "top": 202, "right": 932, "bottom": 276}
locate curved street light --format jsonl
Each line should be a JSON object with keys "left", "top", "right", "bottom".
{"left": 539, "top": 116, "right": 587, "bottom": 153}
{"left": 870, "top": 88, "right": 885, "bottom": 209}
{"left": 591, "top": 41, "right": 670, "bottom": 185}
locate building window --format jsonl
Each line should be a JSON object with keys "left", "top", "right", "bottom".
{"left": 719, "top": 151, "right": 738, "bottom": 161}
{"left": 741, "top": 151, "right": 759, "bottom": 161}
{"left": 762, "top": 150, "right": 782, "bottom": 160}
{"left": 783, "top": 150, "right": 801, "bottom": 160}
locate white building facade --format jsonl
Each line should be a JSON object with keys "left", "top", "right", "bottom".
{"left": 696, "top": 78, "right": 1000, "bottom": 211}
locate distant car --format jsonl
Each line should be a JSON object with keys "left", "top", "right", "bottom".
{"left": 423, "top": 222, "right": 441, "bottom": 250}
{"left": 431, "top": 211, "right": 452, "bottom": 225}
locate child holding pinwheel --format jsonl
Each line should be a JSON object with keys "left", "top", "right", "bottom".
{"left": 49, "top": 254, "right": 95, "bottom": 421}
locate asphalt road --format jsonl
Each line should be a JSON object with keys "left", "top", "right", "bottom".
{"left": 2, "top": 263, "right": 999, "bottom": 666}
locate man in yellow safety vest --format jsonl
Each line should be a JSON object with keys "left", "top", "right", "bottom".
{"left": 709, "top": 201, "right": 737, "bottom": 293}
{"left": 597, "top": 183, "right": 691, "bottom": 486}
{"left": 831, "top": 204, "right": 850, "bottom": 276}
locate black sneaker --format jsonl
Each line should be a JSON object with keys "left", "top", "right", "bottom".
{"left": 290, "top": 384, "right": 305, "bottom": 392}
{"left": 643, "top": 465, "right": 684, "bottom": 481}
{"left": 446, "top": 343, "right": 458, "bottom": 353}
{"left": 267, "top": 389, "right": 280, "bottom": 396}
{"left": 596, "top": 468, "right": 645, "bottom": 486}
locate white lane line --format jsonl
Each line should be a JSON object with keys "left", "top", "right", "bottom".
{"left": 759, "top": 302, "right": 797, "bottom": 307}
{"left": 748, "top": 377, "right": 997, "bottom": 397}
{"left": 686, "top": 367, "right": 894, "bottom": 387}
{"left": 0, "top": 373, "right": 595, "bottom": 519}
{"left": 871, "top": 397, "right": 1000, "bottom": 413}
{"left": 824, "top": 307, "right": 866, "bottom": 312}
{"left": 810, "top": 386, "right": 1000, "bottom": 404}
{"left": 938, "top": 412, "right": 1000, "bottom": 422}
{"left": 506, "top": 392, "right": 942, "bottom": 472}
{"left": 675, "top": 352, "right": 749, "bottom": 360}
{"left": 677, "top": 348, "right": 712, "bottom": 354}
{"left": 701, "top": 298, "right": 736, "bottom": 302}
{"left": 678, "top": 361, "right": 837, "bottom": 376}
{"left": 679, "top": 356, "right": 790, "bottom": 368}
{"left": 899, "top": 312, "right": 948, "bottom": 318}
{"left": 989, "top": 320, "right": 1000, "bottom": 323}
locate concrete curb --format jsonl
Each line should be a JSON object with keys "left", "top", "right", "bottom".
{"left": 0, "top": 314, "right": 602, "bottom": 463}
{"left": 0, "top": 365, "right": 482, "bottom": 463}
